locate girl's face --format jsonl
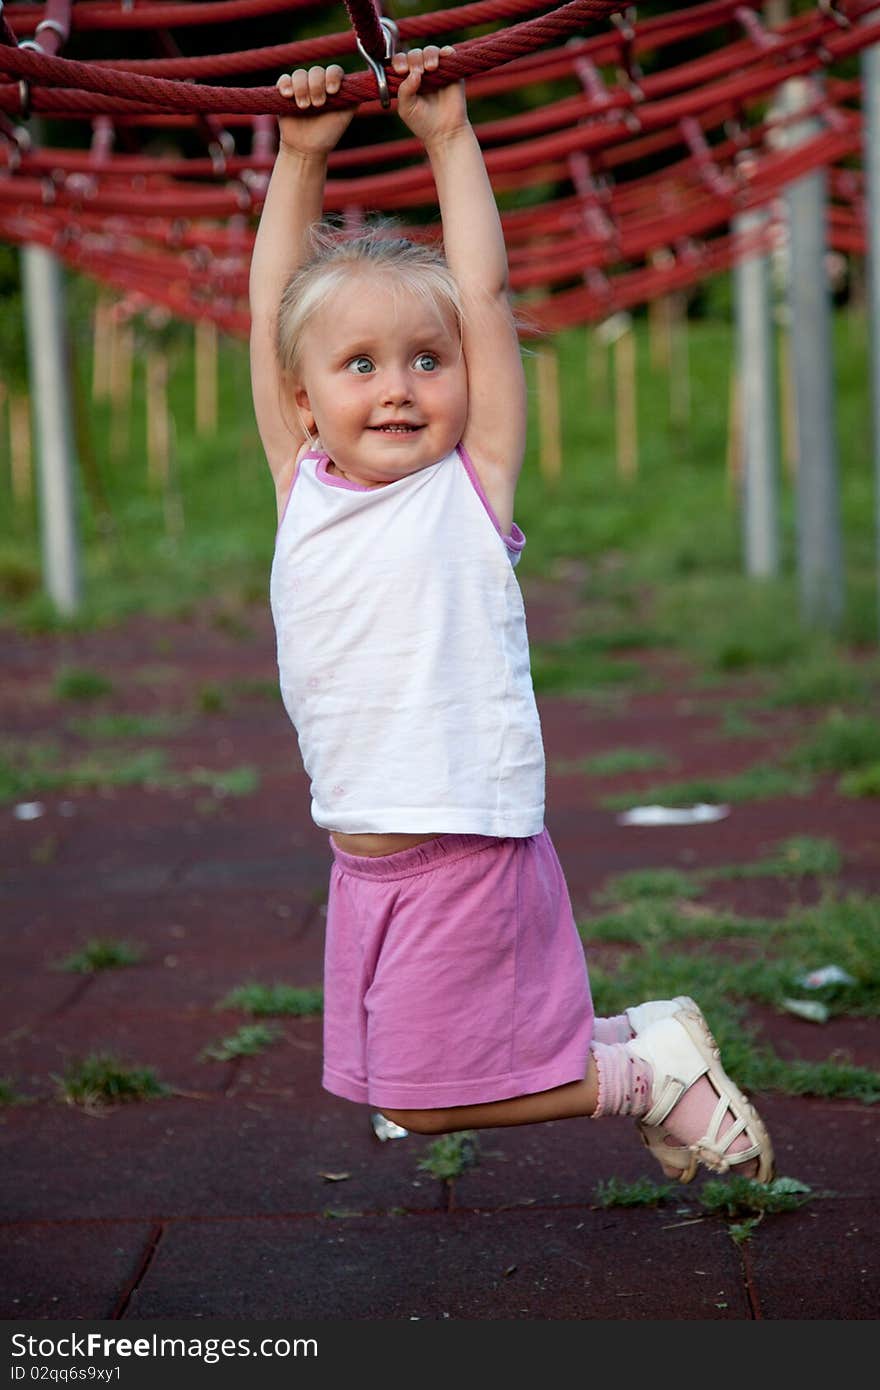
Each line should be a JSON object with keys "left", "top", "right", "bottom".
{"left": 293, "top": 273, "right": 468, "bottom": 488}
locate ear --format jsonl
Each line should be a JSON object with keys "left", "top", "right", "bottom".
{"left": 293, "top": 383, "right": 316, "bottom": 437}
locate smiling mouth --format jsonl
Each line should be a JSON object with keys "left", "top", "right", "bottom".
{"left": 369, "top": 424, "right": 425, "bottom": 434}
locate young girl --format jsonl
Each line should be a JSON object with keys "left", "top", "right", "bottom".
{"left": 249, "top": 47, "right": 774, "bottom": 1185}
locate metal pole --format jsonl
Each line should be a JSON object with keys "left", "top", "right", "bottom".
{"left": 863, "top": 38, "right": 880, "bottom": 643}
{"left": 764, "top": 1, "right": 789, "bottom": 27}
{"left": 733, "top": 204, "right": 779, "bottom": 576}
{"left": 783, "top": 78, "right": 844, "bottom": 630}
{"left": 21, "top": 243, "right": 81, "bottom": 615}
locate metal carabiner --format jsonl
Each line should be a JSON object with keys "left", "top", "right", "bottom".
{"left": 355, "top": 16, "right": 399, "bottom": 109}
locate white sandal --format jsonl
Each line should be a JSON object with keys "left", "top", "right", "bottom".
{"left": 627, "top": 1009, "right": 775, "bottom": 1184}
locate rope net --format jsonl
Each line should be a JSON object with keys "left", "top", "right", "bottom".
{"left": 0, "top": 0, "right": 874, "bottom": 334}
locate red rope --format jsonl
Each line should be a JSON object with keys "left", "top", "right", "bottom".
{"left": 0, "top": 1, "right": 625, "bottom": 114}
{"left": 344, "top": 0, "right": 387, "bottom": 66}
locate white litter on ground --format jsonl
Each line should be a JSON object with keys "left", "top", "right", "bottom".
{"left": 616, "top": 802, "right": 730, "bottom": 826}
{"left": 13, "top": 802, "right": 45, "bottom": 821}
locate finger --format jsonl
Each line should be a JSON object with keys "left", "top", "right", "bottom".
{"left": 276, "top": 72, "right": 294, "bottom": 96}
{"left": 307, "top": 64, "right": 327, "bottom": 106}
{"left": 407, "top": 47, "right": 425, "bottom": 72}
{"left": 326, "top": 63, "right": 344, "bottom": 93}
{"left": 291, "top": 68, "right": 311, "bottom": 107}
{"left": 391, "top": 51, "right": 408, "bottom": 75}
{"left": 423, "top": 45, "right": 441, "bottom": 70}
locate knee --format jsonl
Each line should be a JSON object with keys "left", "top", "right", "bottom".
{"left": 380, "top": 1107, "right": 448, "bottom": 1135}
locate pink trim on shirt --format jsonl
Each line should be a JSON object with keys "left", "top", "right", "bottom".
{"left": 456, "top": 442, "right": 526, "bottom": 554}
{"left": 316, "top": 455, "right": 373, "bottom": 492}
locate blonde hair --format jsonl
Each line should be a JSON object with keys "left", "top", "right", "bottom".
{"left": 276, "top": 217, "right": 464, "bottom": 380}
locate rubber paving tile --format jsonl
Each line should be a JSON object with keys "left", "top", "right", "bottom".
{"left": 0, "top": 1093, "right": 444, "bottom": 1221}
{"left": 124, "top": 1207, "right": 753, "bottom": 1320}
{"left": 743, "top": 1198, "right": 880, "bottom": 1319}
{"left": 2, "top": 1222, "right": 155, "bottom": 1319}
{"left": 0, "top": 1008, "right": 236, "bottom": 1098}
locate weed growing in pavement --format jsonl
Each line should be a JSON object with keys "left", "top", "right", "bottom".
{"left": 53, "top": 667, "right": 113, "bottom": 701}
{"left": 199, "top": 1023, "right": 280, "bottom": 1061}
{"left": 529, "top": 635, "right": 646, "bottom": 696}
{"left": 593, "top": 867, "right": 701, "bottom": 905}
{"left": 217, "top": 982, "right": 323, "bottom": 1017}
{"left": 0, "top": 1077, "right": 32, "bottom": 1106}
{"left": 839, "top": 763, "right": 880, "bottom": 797}
{"left": 197, "top": 684, "right": 228, "bottom": 714}
{"left": 56, "top": 937, "right": 144, "bottom": 973}
{"left": 0, "top": 739, "right": 259, "bottom": 803}
{"left": 741, "top": 1049, "right": 880, "bottom": 1103}
{"left": 594, "top": 1176, "right": 676, "bottom": 1207}
{"left": 699, "top": 1176, "right": 813, "bottom": 1219}
{"left": 0, "top": 741, "right": 169, "bottom": 801}
{"left": 581, "top": 902, "right": 775, "bottom": 946}
{"left": 714, "top": 705, "right": 770, "bottom": 739}
{"left": 593, "top": 1175, "right": 813, "bottom": 1234}
{"left": 762, "top": 655, "right": 878, "bottom": 709}
{"left": 600, "top": 763, "right": 815, "bottom": 811}
{"left": 53, "top": 1053, "right": 169, "bottom": 1109}
{"left": 210, "top": 609, "right": 253, "bottom": 641}
{"left": 417, "top": 1132, "right": 480, "bottom": 1183}
{"left": 68, "top": 712, "right": 191, "bottom": 740}
{"left": 187, "top": 765, "right": 260, "bottom": 797}
{"left": 227, "top": 677, "right": 280, "bottom": 702}
{"left": 785, "top": 712, "right": 880, "bottom": 774}
{"left": 552, "top": 747, "right": 673, "bottom": 778}
{"left": 701, "top": 835, "right": 842, "bottom": 881}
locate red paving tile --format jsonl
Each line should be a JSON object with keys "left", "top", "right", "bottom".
{"left": 123, "top": 1209, "right": 753, "bottom": 1320}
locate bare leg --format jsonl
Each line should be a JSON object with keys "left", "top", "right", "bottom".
{"left": 382, "top": 1054, "right": 599, "bottom": 1135}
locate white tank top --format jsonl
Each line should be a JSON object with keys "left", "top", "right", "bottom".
{"left": 269, "top": 442, "right": 545, "bottom": 836}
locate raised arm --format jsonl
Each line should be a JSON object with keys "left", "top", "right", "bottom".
{"left": 249, "top": 66, "right": 354, "bottom": 485}
{"left": 392, "top": 48, "right": 528, "bottom": 527}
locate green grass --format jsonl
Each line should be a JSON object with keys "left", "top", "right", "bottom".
{"left": 53, "top": 1053, "right": 168, "bottom": 1108}
{"left": 0, "top": 1077, "right": 31, "bottom": 1106}
{"left": 416, "top": 1131, "right": 481, "bottom": 1183}
{"left": 714, "top": 706, "right": 770, "bottom": 739}
{"left": 0, "top": 741, "right": 169, "bottom": 801}
{"left": 584, "top": 891, "right": 880, "bottom": 1101}
{"left": 594, "top": 1176, "right": 676, "bottom": 1207}
{"left": 592, "top": 1174, "right": 814, "bottom": 1240}
{"left": 3, "top": 311, "right": 878, "bottom": 663}
{"left": 530, "top": 639, "right": 645, "bottom": 695}
{"left": 67, "top": 712, "right": 191, "bottom": 740}
{"left": 56, "top": 937, "right": 143, "bottom": 973}
{"left": 701, "top": 835, "right": 842, "bottom": 880}
{"left": 217, "top": 982, "right": 323, "bottom": 1016}
{"left": 840, "top": 763, "right": 880, "bottom": 797}
{"left": 552, "top": 747, "right": 673, "bottom": 777}
{"left": 593, "top": 867, "right": 701, "bottom": 905}
{"left": 785, "top": 712, "right": 880, "bottom": 773}
{"left": 199, "top": 1023, "right": 280, "bottom": 1061}
{"left": 762, "top": 655, "right": 878, "bottom": 708}
{"left": 600, "top": 763, "right": 815, "bottom": 810}
{"left": 0, "top": 739, "right": 258, "bottom": 803}
{"left": 53, "top": 667, "right": 113, "bottom": 701}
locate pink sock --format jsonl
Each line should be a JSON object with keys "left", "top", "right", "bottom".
{"left": 663, "top": 1078, "right": 759, "bottom": 1178}
{"left": 590, "top": 1042, "right": 653, "bottom": 1118}
{"left": 591, "top": 1014, "right": 634, "bottom": 1045}
{"left": 592, "top": 1041, "right": 761, "bottom": 1177}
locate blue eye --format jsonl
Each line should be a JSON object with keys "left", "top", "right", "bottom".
{"left": 347, "top": 357, "right": 374, "bottom": 374}
{"left": 415, "top": 353, "right": 438, "bottom": 372}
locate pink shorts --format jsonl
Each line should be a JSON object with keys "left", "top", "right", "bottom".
{"left": 322, "top": 829, "right": 594, "bottom": 1110}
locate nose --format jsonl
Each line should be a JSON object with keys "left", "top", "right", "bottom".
{"left": 379, "top": 365, "right": 413, "bottom": 405}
